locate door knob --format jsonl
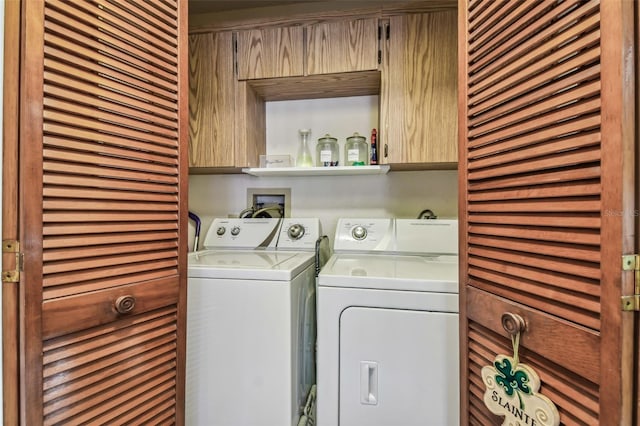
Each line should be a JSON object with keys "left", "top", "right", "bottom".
{"left": 501, "top": 312, "right": 526, "bottom": 337}
{"left": 115, "top": 295, "right": 136, "bottom": 314}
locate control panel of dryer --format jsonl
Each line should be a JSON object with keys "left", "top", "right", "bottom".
{"left": 334, "top": 218, "right": 395, "bottom": 252}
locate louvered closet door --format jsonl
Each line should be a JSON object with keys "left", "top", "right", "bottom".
{"left": 459, "top": 0, "right": 637, "bottom": 424}
{"left": 19, "top": 0, "right": 188, "bottom": 424}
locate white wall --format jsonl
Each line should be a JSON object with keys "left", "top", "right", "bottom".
{"left": 188, "top": 96, "right": 459, "bottom": 249}
{"left": 189, "top": 169, "right": 458, "bottom": 249}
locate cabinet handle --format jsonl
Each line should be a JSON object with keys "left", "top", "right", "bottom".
{"left": 501, "top": 312, "right": 526, "bottom": 337}
{"left": 114, "top": 295, "right": 136, "bottom": 314}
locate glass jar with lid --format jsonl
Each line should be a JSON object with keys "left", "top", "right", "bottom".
{"left": 316, "top": 134, "right": 339, "bottom": 166}
{"left": 345, "top": 132, "right": 369, "bottom": 166}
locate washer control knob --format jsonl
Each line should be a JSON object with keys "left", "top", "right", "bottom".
{"left": 352, "top": 225, "right": 367, "bottom": 240}
{"left": 288, "top": 224, "right": 305, "bottom": 240}
{"left": 216, "top": 227, "right": 226, "bottom": 236}
{"left": 231, "top": 226, "right": 241, "bottom": 236}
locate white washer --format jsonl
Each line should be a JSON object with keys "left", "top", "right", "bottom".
{"left": 317, "top": 218, "right": 459, "bottom": 426}
{"left": 186, "top": 218, "right": 320, "bottom": 426}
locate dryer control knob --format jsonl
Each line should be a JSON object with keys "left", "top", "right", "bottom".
{"left": 231, "top": 226, "right": 241, "bottom": 236}
{"left": 352, "top": 225, "right": 367, "bottom": 240}
{"left": 287, "top": 224, "right": 305, "bottom": 240}
{"left": 216, "top": 227, "right": 226, "bottom": 236}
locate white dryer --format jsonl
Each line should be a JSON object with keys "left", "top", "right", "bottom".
{"left": 317, "top": 218, "right": 459, "bottom": 426}
{"left": 186, "top": 218, "right": 320, "bottom": 426}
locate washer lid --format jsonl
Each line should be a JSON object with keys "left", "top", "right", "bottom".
{"left": 318, "top": 253, "right": 458, "bottom": 293}
{"left": 188, "top": 249, "right": 314, "bottom": 280}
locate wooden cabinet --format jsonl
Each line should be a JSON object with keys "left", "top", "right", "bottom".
{"left": 189, "top": 32, "right": 236, "bottom": 168}
{"left": 381, "top": 11, "right": 457, "bottom": 165}
{"left": 306, "top": 18, "right": 379, "bottom": 75}
{"left": 237, "top": 26, "right": 304, "bottom": 79}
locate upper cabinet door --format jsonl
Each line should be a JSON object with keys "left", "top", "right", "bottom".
{"left": 189, "top": 32, "right": 235, "bottom": 167}
{"left": 237, "top": 26, "right": 304, "bottom": 80}
{"left": 306, "top": 18, "right": 379, "bottom": 75}
{"left": 382, "top": 12, "right": 457, "bottom": 164}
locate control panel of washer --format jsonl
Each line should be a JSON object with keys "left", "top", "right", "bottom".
{"left": 334, "top": 218, "right": 395, "bottom": 252}
{"left": 277, "top": 218, "right": 321, "bottom": 251}
{"left": 203, "top": 218, "right": 282, "bottom": 249}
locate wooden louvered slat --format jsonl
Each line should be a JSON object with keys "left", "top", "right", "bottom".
{"left": 120, "top": 0, "right": 178, "bottom": 36}
{"left": 470, "top": 223, "right": 599, "bottom": 245}
{"left": 469, "top": 0, "right": 534, "bottom": 53}
{"left": 44, "top": 212, "right": 178, "bottom": 223}
{"left": 43, "top": 187, "right": 177, "bottom": 203}
{"left": 44, "top": 241, "right": 178, "bottom": 262}
{"left": 43, "top": 231, "right": 178, "bottom": 249}
{"left": 468, "top": 147, "right": 601, "bottom": 181}
{"left": 471, "top": 2, "right": 598, "bottom": 80}
{"left": 43, "top": 259, "right": 178, "bottom": 289}
{"left": 144, "top": 0, "right": 178, "bottom": 20}
{"left": 470, "top": 34, "right": 600, "bottom": 107}
{"left": 469, "top": 1, "right": 568, "bottom": 72}
{"left": 43, "top": 81, "right": 177, "bottom": 129}
{"left": 44, "top": 56, "right": 175, "bottom": 113}
{"left": 470, "top": 62, "right": 600, "bottom": 126}
{"left": 468, "top": 235, "right": 600, "bottom": 263}
{"left": 469, "top": 132, "right": 600, "bottom": 170}
{"left": 467, "top": 0, "right": 511, "bottom": 35}
{"left": 43, "top": 49, "right": 176, "bottom": 106}
{"left": 470, "top": 48, "right": 600, "bottom": 116}
{"left": 468, "top": 181, "right": 600, "bottom": 202}
{"left": 43, "top": 197, "right": 177, "bottom": 211}
{"left": 468, "top": 213, "right": 600, "bottom": 229}
{"left": 43, "top": 248, "right": 178, "bottom": 274}
{"left": 44, "top": 174, "right": 177, "bottom": 194}
{"left": 468, "top": 245, "right": 600, "bottom": 280}
{"left": 83, "top": 0, "right": 177, "bottom": 50}
{"left": 468, "top": 97, "right": 600, "bottom": 147}
{"left": 469, "top": 80, "right": 600, "bottom": 138}
{"left": 44, "top": 148, "right": 177, "bottom": 175}
{"left": 43, "top": 222, "right": 177, "bottom": 236}
{"left": 46, "top": 1, "right": 177, "bottom": 67}
{"left": 43, "top": 72, "right": 176, "bottom": 124}
{"left": 44, "top": 161, "right": 177, "bottom": 184}
{"left": 117, "top": 397, "right": 176, "bottom": 425}
{"left": 44, "top": 30, "right": 176, "bottom": 93}
{"left": 468, "top": 167, "right": 601, "bottom": 191}
{"left": 468, "top": 257, "right": 599, "bottom": 305}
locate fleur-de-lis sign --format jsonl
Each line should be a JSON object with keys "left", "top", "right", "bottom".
{"left": 494, "top": 357, "right": 531, "bottom": 409}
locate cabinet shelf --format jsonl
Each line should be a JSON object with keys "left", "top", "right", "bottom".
{"left": 242, "top": 165, "right": 390, "bottom": 177}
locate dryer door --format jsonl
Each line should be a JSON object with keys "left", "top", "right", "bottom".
{"left": 339, "top": 307, "right": 459, "bottom": 426}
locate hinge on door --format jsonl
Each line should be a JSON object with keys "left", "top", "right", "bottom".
{"left": 621, "top": 254, "right": 640, "bottom": 311}
{"left": 2, "top": 240, "right": 21, "bottom": 283}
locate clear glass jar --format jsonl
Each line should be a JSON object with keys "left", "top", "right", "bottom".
{"left": 316, "top": 134, "right": 339, "bottom": 166}
{"left": 345, "top": 132, "right": 369, "bottom": 166}
{"left": 296, "top": 129, "right": 313, "bottom": 167}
